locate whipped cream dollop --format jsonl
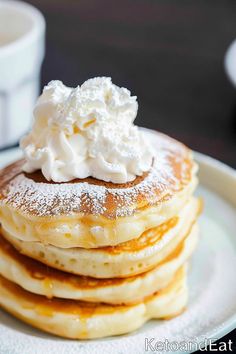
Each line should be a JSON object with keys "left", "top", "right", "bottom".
{"left": 21, "top": 77, "right": 154, "bottom": 183}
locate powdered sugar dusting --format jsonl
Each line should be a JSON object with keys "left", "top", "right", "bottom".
{"left": 0, "top": 131, "right": 193, "bottom": 218}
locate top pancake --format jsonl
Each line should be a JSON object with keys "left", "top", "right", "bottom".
{"left": 0, "top": 130, "right": 195, "bottom": 219}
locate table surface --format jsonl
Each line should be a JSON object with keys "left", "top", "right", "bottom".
{"left": 2, "top": 0, "right": 236, "bottom": 351}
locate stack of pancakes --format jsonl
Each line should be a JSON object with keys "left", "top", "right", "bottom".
{"left": 0, "top": 131, "right": 201, "bottom": 339}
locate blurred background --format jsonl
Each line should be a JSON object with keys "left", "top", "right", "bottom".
{"left": 23, "top": 0, "right": 236, "bottom": 168}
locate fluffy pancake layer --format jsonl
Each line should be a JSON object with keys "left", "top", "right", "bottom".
{"left": 0, "top": 224, "right": 198, "bottom": 304}
{"left": 0, "top": 266, "right": 187, "bottom": 339}
{"left": 1, "top": 198, "right": 200, "bottom": 278}
{"left": 0, "top": 130, "right": 201, "bottom": 338}
{"left": 0, "top": 177, "right": 197, "bottom": 249}
{"left": 0, "top": 131, "right": 198, "bottom": 248}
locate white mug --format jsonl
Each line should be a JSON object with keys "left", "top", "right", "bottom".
{"left": 0, "top": 0, "right": 45, "bottom": 148}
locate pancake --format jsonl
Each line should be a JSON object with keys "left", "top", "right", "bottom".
{"left": 0, "top": 266, "right": 187, "bottom": 339}
{"left": 0, "top": 131, "right": 198, "bottom": 248}
{"left": 2, "top": 198, "right": 200, "bottom": 278}
{"left": 0, "top": 223, "right": 198, "bottom": 304}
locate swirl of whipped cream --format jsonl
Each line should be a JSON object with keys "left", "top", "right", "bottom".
{"left": 21, "top": 77, "right": 154, "bottom": 183}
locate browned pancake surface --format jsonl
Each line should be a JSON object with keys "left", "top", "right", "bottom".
{"left": 0, "top": 228, "right": 187, "bottom": 290}
{"left": 0, "top": 267, "right": 183, "bottom": 317}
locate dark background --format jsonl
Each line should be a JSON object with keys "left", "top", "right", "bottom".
{"left": 7, "top": 0, "right": 236, "bottom": 351}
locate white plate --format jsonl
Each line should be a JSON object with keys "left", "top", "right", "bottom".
{"left": 0, "top": 149, "right": 236, "bottom": 354}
